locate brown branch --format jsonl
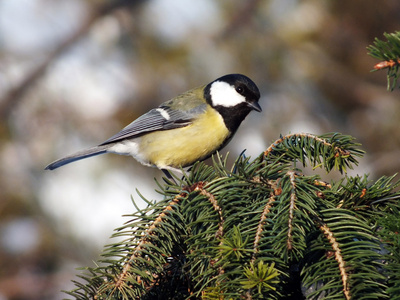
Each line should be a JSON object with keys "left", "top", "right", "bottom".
{"left": 286, "top": 171, "right": 297, "bottom": 250}
{"left": 191, "top": 180, "right": 228, "bottom": 282}
{"left": 0, "top": 0, "right": 145, "bottom": 119}
{"left": 319, "top": 222, "right": 350, "bottom": 300}
{"left": 313, "top": 179, "right": 332, "bottom": 189}
{"left": 193, "top": 181, "right": 224, "bottom": 240}
{"left": 251, "top": 180, "right": 278, "bottom": 263}
{"left": 373, "top": 59, "right": 400, "bottom": 70}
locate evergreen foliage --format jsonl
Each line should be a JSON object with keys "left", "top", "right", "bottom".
{"left": 368, "top": 31, "right": 400, "bottom": 91}
{"left": 66, "top": 133, "right": 400, "bottom": 299}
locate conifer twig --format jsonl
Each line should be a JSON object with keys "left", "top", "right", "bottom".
{"left": 368, "top": 31, "right": 400, "bottom": 90}
{"left": 262, "top": 132, "right": 361, "bottom": 174}
{"left": 313, "top": 179, "right": 332, "bottom": 189}
{"left": 106, "top": 183, "right": 198, "bottom": 296}
{"left": 66, "top": 132, "right": 397, "bottom": 299}
{"left": 193, "top": 182, "right": 224, "bottom": 239}
{"left": 286, "top": 171, "right": 297, "bottom": 250}
{"left": 251, "top": 189, "right": 276, "bottom": 263}
{"left": 264, "top": 133, "right": 347, "bottom": 158}
{"left": 318, "top": 222, "right": 350, "bottom": 300}
{"left": 373, "top": 59, "right": 400, "bottom": 70}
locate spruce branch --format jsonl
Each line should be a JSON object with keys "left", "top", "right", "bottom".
{"left": 65, "top": 132, "right": 400, "bottom": 300}
{"left": 377, "top": 206, "right": 400, "bottom": 298}
{"left": 251, "top": 189, "right": 276, "bottom": 263}
{"left": 316, "top": 219, "right": 350, "bottom": 300}
{"left": 263, "top": 132, "right": 364, "bottom": 174}
{"left": 192, "top": 182, "right": 224, "bottom": 240}
{"left": 286, "top": 171, "right": 297, "bottom": 251}
{"left": 111, "top": 190, "right": 184, "bottom": 294}
{"left": 368, "top": 31, "right": 400, "bottom": 91}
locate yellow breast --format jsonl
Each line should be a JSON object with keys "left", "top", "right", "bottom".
{"left": 137, "top": 106, "right": 231, "bottom": 169}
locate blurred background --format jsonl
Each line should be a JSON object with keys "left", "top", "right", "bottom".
{"left": 1, "top": 0, "right": 400, "bottom": 299}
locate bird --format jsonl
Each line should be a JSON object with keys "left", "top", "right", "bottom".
{"left": 45, "top": 74, "right": 261, "bottom": 179}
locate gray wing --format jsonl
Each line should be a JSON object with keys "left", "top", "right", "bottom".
{"left": 100, "top": 92, "right": 207, "bottom": 145}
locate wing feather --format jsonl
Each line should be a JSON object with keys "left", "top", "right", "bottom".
{"left": 100, "top": 89, "right": 207, "bottom": 145}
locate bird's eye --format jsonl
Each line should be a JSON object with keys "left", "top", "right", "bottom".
{"left": 236, "top": 86, "right": 244, "bottom": 94}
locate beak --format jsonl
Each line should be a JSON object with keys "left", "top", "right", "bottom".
{"left": 247, "top": 101, "right": 262, "bottom": 112}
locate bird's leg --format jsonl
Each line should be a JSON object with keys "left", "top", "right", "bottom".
{"left": 232, "top": 149, "right": 247, "bottom": 174}
{"left": 162, "top": 169, "right": 177, "bottom": 185}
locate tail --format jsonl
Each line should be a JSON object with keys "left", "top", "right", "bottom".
{"left": 45, "top": 145, "right": 110, "bottom": 170}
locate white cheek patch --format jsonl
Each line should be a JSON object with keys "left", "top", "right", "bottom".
{"left": 210, "top": 81, "right": 246, "bottom": 108}
{"left": 156, "top": 108, "right": 170, "bottom": 120}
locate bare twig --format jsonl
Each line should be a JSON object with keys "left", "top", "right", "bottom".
{"left": 0, "top": 0, "right": 146, "bottom": 119}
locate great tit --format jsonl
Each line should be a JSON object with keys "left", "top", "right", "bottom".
{"left": 45, "top": 74, "right": 261, "bottom": 178}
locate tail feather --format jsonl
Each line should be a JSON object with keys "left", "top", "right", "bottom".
{"left": 45, "top": 145, "right": 110, "bottom": 170}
